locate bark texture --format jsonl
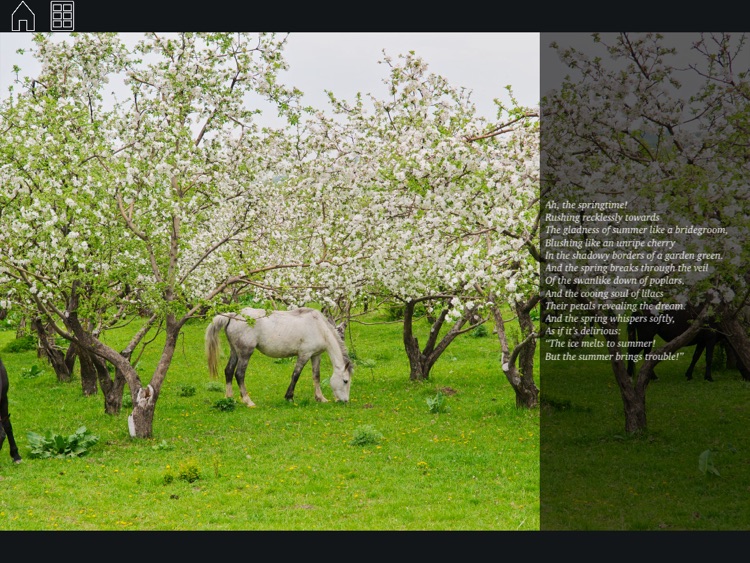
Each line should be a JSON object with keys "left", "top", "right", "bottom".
{"left": 32, "top": 318, "right": 71, "bottom": 383}
{"left": 402, "top": 298, "right": 479, "bottom": 381}
{"left": 492, "top": 295, "right": 540, "bottom": 409}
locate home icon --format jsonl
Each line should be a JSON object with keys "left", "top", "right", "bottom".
{"left": 12, "top": 1, "right": 35, "bottom": 31}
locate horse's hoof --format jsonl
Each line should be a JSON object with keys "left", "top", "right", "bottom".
{"left": 705, "top": 377, "right": 714, "bottom": 382}
{"left": 13, "top": 458, "right": 22, "bottom": 464}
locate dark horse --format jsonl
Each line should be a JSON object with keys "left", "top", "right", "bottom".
{"left": 628, "top": 309, "right": 724, "bottom": 381}
{"left": 627, "top": 308, "right": 724, "bottom": 381}
{"left": 0, "top": 356, "right": 23, "bottom": 463}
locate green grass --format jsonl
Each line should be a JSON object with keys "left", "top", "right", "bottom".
{"left": 540, "top": 338, "right": 750, "bottom": 531}
{"left": 0, "top": 310, "right": 539, "bottom": 530}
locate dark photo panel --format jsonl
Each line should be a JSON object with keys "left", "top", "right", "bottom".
{"left": 540, "top": 32, "right": 750, "bottom": 530}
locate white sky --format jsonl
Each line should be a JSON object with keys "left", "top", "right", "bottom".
{"left": 0, "top": 32, "right": 540, "bottom": 126}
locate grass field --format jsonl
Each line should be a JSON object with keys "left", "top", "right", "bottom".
{"left": 541, "top": 340, "right": 750, "bottom": 530}
{"left": 0, "top": 309, "right": 539, "bottom": 531}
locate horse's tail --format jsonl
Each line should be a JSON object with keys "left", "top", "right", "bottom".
{"left": 205, "top": 314, "right": 232, "bottom": 380}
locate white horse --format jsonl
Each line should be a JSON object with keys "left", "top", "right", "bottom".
{"left": 205, "top": 307, "right": 353, "bottom": 406}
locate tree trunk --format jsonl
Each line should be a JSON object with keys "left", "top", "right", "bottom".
{"left": 606, "top": 336, "right": 648, "bottom": 434}
{"left": 104, "top": 365, "right": 127, "bottom": 415}
{"left": 491, "top": 296, "right": 540, "bottom": 409}
{"left": 402, "top": 298, "right": 478, "bottom": 381}
{"left": 621, "top": 385, "right": 648, "bottom": 434}
{"left": 76, "top": 345, "right": 100, "bottom": 396}
{"left": 129, "top": 384, "right": 157, "bottom": 439}
{"left": 514, "top": 301, "right": 539, "bottom": 408}
{"left": 95, "top": 359, "right": 127, "bottom": 416}
{"left": 604, "top": 305, "right": 708, "bottom": 435}
{"left": 60, "top": 282, "right": 182, "bottom": 437}
{"left": 718, "top": 316, "right": 750, "bottom": 380}
{"left": 126, "top": 320, "right": 178, "bottom": 437}
{"left": 64, "top": 343, "right": 78, "bottom": 375}
{"left": 403, "top": 299, "right": 440, "bottom": 381}
{"left": 404, "top": 341, "right": 435, "bottom": 381}
{"left": 73, "top": 342, "right": 129, "bottom": 413}
{"left": 31, "top": 318, "right": 71, "bottom": 383}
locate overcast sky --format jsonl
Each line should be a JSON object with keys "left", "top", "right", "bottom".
{"left": 0, "top": 32, "right": 540, "bottom": 126}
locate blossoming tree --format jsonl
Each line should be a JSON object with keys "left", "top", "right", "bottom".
{"left": 0, "top": 32, "right": 308, "bottom": 437}
{"left": 263, "top": 52, "right": 540, "bottom": 403}
{"left": 543, "top": 32, "right": 750, "bottom": 433}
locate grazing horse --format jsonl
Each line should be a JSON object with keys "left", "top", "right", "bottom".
{"left": 627, "top": 309, "right": 722, "bottom": 381}
{"left": 0, "top": 357, "right": 22, "bottom": 463}
{"left": 205, "top": 307, "right": 353, "bottom": 406}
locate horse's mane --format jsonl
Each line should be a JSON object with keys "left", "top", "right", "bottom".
{"left": 322, "top": 314, "right": 353, "bottom": 371}
{"left": 334, "top": 325, "right": 351, "bottom": 362}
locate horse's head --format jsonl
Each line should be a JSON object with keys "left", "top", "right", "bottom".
{"left": 330, "top": 358, "right": 353, "bottom": 402}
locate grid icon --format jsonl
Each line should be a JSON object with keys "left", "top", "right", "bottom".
{"left": 50, "top": 1, "right": 74, "bottom": 31}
